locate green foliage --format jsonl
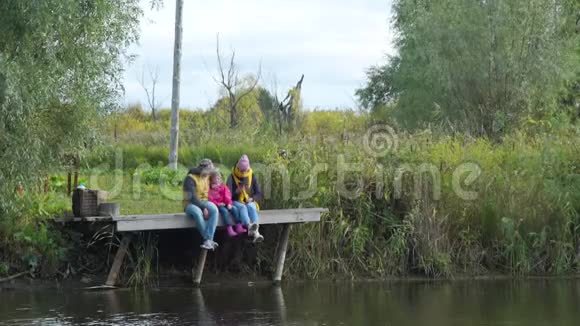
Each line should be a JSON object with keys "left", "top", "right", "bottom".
{"left": 209, "top": 86, "right": 265, "bottom": 130}
{"left": 84, "top": 144, "right": 273, "bottom": 170}
{"left": 355, "top": 60, "right": 400, "bottom": 111}
{"left": 257, "top": 87, "right": 278, "bottom": 121}
{"left": 87, "top": 109, "right": 579, "bottom": 280}
{"left": 0, "top": 0, "right": 142, "bottom": 192}
{"left": 301, "top": 110, "right": 367, "bottom": 139}
{"left": 0, "top": 192, "right": 69, "bottom": 276}
{"left": 249, "top": 126, "right": 580, "bottom": 279}
{"left": 358, "top": 0, "right": 580, "bottom": 137}
{"left": 137, "top": 166, "right": 187, "bottom": 186}
{"left": 0, "top": 0, "right": 142, "bottom": 279}
{"left": 127, "top": 233, "right": 159, "bottom": 287}
{"left": 6, "top": 122, "right": 577, "bottom": 281}
{"left": 0, "top": 262, "right": 8, "bottom": 276}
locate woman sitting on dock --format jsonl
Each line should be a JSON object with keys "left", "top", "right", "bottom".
{"left": 183, "top": 159, "right": 220, "bottom": 250}
{"left": 226, "top": 154, "right": 264, "bottom": 243}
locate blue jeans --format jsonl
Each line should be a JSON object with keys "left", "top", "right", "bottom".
{"left": 217, "top": 205, "right": 239, "bottom": 226}
{"left": 185, "top": 202, "right": 218, "bottom": 241}
{"left": 233, "top": 201, "right": 259, "bottom": 225}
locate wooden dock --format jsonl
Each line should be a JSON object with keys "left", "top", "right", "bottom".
{"left": 58, "top": 208, "right": 326, "bottom": 287}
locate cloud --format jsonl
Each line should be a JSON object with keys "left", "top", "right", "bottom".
{"left": 123, "top": 0, "right": 394, "bottom": 110}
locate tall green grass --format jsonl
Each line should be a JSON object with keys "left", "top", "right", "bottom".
{"left": 2, "top": 117, "right": 579, "bottom": 282}
{"left": 78, "top": 126, "right": 580, "bottom": 279}
{"left": 254, "top": 129, "right": 580, "bottom": 278}
{"left": 84, "top": 144, "right": 275, "bottom": 170}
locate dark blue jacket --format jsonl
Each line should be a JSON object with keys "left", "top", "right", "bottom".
{"left": 226, "top": 173, "right": 262, "bottom": 203}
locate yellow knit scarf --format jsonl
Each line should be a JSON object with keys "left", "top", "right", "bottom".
{"left": 232, "top": 166, "right": 259, "bottom": 210}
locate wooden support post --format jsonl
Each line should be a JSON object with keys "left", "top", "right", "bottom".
{"left": 67, "top": 171, "right": 72, "bottom": 196}
{"left": 73, "top": 156, "right": 79, "bottom": 189}
{"left": 105, "top": 234, "right": 132, "bottom": 287}
{"left": 193, "top": 248, "right": 208, "bottom": 287}
{"left": 273, "top": 224, "right": 291, "bottom": 284}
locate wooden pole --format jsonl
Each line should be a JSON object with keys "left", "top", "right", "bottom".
{"left": 67, "top": 171, "right": 72, "bottom": 196}
{"left": 73, "top": 156, "right": 79, "bottom": 189}
{"left": 193, "top": 248, "right": 208, "bottom": 287}
{"left": 168, "top": 0, "right": 183, "bottom": 169}
{"left": 273, "top": 224, "right": 291, "bottom": 284}
{"left": 105, "top": 234, "right": 132, "bottom": 287}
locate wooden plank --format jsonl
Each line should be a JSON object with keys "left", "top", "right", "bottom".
{"left": 115, "top": 208, "right": 326, "bottom": 232}
{"left": 55, "top": 208, "right": 326, "bottom": 224}
{"left": 113, "top": 208, "right": 326, "bottom": 221}
{"left": 54, "top": 216, "right": 113, "bottom": 223}
{"left": 105, "top": 233, "right": 132, "bottom": 286}
{"left": 273, "top": 224, "right": 291, "bottom": 284}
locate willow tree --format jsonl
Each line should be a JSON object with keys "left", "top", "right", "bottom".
{"left": 0, "top": 0, "right": 142, "bottom": 206}
{"left": 358, "top": 0, "right": 580, "bottom": 137}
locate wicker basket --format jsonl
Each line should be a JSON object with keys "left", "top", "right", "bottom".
{"left": 72, "top": 189, "right": 108, "bottom": 217}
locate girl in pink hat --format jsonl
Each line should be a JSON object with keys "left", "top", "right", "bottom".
{"left": 208, "top": 170, "right": 245, "bottom": 237}
{"left": 226, "top": 154, "right": 264, "bottom": 243}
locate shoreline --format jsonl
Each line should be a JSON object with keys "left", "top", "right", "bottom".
{"left": 3, "top": 272, "right": 580, "bottom": 292}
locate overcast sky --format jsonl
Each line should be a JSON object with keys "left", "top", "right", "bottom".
{"left": 122, "top": 0, "right": 394, "bottom": 110}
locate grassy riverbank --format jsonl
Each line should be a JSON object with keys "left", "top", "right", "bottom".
{"left": 2, "top": 114, "right": 579, "bottom": 284}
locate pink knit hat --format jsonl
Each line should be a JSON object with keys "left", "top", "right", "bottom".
{"left": 237, "top": 154, "right": 250, "bottom": 172}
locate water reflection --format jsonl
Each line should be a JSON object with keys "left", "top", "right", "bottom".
{"left": 192, "top": 288, "right": 214, "bottom": 326}
{"left": 274, "top": 286, "right": 288, "bottom": 326}
{"left": 1, "top": 280, "right": 580, "bottom": 325}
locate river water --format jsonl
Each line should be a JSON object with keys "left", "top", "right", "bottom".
{"left": 1, "top": 280, "right": 579, "bottom": 325}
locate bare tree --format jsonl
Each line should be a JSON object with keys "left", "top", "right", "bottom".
{"left": 278, "top": 74, "right": 304, "bottom": 132}
{"left": 168, "top": 0, "right": 183, "bottom": 170}
{"left": 138, "top": 65, "right": 163, "bottom": 121}
{"left": 213, "top": 35, "right": 261, "bottom": 129}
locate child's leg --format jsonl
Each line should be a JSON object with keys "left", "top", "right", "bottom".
{"left": 228, "top": 206, "right": 240, "bottom": 223}
{"left": 203, "top": 202, "right": 219, "bottom": 241}
{"left": 246, "top": 202, "right": 260, "bottom": 224}
{"left": 233, "top": 201, "right": 250, "bottom": 225}
{"left": 230, "top": 206, "right": 246, "bottom": 233}
{"left": 217, "top": 205, "right": 233, "bottom": 225}
{"left": 219, "top": 205, "right": 237, "bottom": 236}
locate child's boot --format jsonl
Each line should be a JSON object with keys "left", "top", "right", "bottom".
{"left": 235, "top": 223, "right": 247, "bottom": 234}
{"left": 226, "top": 225, "right": 237, "bottom": 237}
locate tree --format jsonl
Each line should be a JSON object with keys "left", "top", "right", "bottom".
{"left": 168, "top": 0, "right": 183, "bottom": 169}
{"left": 138, "top": 65, "right": 164, "bottom": 121}
{"left": 213, "top": 35, "right": 261, "bottom": 129}
{"left": 0, "top": 0, "right": 142, "bottom": 194}
{"left": 561, "top": 0, "right": 580, "bottom": 121}
{"left": 358, "top": 0, "right": 580, "bottom": 137}
{"left": 355, "top": 59, "right": 399, "bottom": 112}
{"left": 256, "top": 87, "right": 278, "bottom": 122}
{"left": 209, "top": 83, "right": 265, "bottom": 132}
{"left": 278, "top": 74, "right": 304, "bottom": 133}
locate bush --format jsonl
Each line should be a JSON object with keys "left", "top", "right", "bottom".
{"left": 0, "top": 192, "right": 69, "bottom": 276}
